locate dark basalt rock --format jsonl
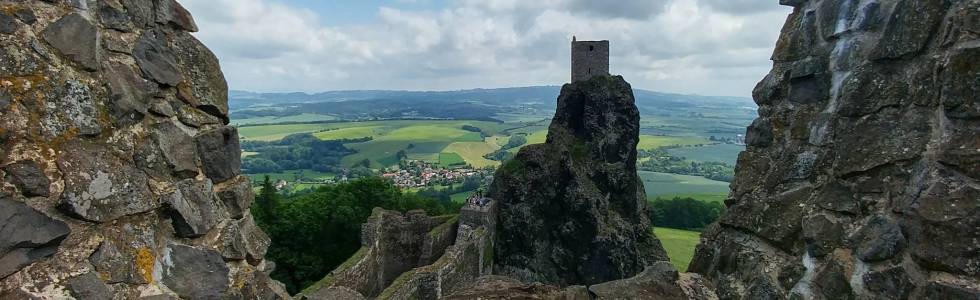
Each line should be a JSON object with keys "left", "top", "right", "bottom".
{"left": 848, "top": 215, "right": 906, "bottom": 262}
{"left": 41, "top": 13, "right": 100, "bottom": 71}
{"left": 136, "top": 120, "right": 199, "bottom": 179}
{"left": 106, "top": 62, "right": 157, "bottom": 126}
{"left": 0, "top": 12, "right": 16, "bottom": 35}
{"left": 162, "top": 244, "right": 230, "bottom": 300}
{"left": 0, "top": 195, "right": 70, "bottom": 279}
{"left": 99, "top": 1, "right": 132, "bottom": 32}
{"left": 134, "top": 29, "right": 183, "bottom": 86}
{"left": 214, "top": 175, "right": 254, "bottom": 219}
{"left": 155, "top": 0, "right": 198, "bottom": 32}
{"left": 3, "top": 160, "right": 50, "bottom": 198}
{"left": 163, "top": 179, "right": 228, "bottom": 238}
{"left": 57, "top": 143, "right": 155, "bottom": 223}
{"left": 691, "top": 0, "right": 980, "bottom": 298}
{"left": 172, "top": 32, "right": 229, "bottom": 121}
{"left": 195, "top": 126, "right": 241, "bottom": 183}
{"left": 862, "top": 266, "right": 915, "bottom": 300}
{"left": 66, "top": 272, "right": 113, "bottom": 300}
{"left": 489, "top": 75, "right": 667, "bottom": 286}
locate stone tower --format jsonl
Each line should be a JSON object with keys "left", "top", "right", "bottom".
{"left": 571, "top": 37, "right": 609, "bottom": 82}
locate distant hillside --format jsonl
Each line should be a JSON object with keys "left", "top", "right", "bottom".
{"left": 229, "top": 86, "right": 756, "bottom": 124}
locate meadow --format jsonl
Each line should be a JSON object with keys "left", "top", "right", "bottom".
{"left": 667, "top": 144, "right": 744, "bottom": 165}
{"left": 639, "top": 171, "right": 730, "bottom": 198}
{"left": 654, "top": 227, "right": 701, "bottom": 272}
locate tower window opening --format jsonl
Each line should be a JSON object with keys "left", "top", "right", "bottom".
{"left": 589, "top": 45, "right": 594, "bottom": 51}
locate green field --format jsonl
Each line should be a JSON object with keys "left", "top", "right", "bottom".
{"left": 639, "top": 171, "right": 730, "bottom": 198}
{"left": 652, "top": 193, "right": 727, "bottom": 204}
{"left": 637, "top": 136, "right": 710, "bottom": 150}
{"left": 654, "top": 227, "right": 701, "bottom": 272}
{"left": 443, "top": 141, "right": 502, "bottom": 168}
{"left": 231, "top": 113, "right": 337, "bottom": 126}
{"left": 667, "top": 144, "right": 744, "bottom": 165}
{"left": 312, "top": 126, "right": 382, "bottom": 140}
{"left": 438, "top": 152, "right": 467, "bottom": 167}
{"left": 450, "top": 191, "right": 474, "bottom": 203}
{"left": 245, "top": 169, "right": 337, "bottom": 183}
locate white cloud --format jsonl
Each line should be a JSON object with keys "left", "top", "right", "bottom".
{"left": 180, "top": 0, "right": 792, "bottom": 96}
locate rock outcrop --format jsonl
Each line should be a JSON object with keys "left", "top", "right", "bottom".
{"left": 300, "top": 203, "right": 497, "bottom": 300}
{"left": 488, "top": 75, "right": 668, "bottom": 286}
{"left": 690, "top": 0, "right": 980, "bottom": 299}
{"left": 0, "top": 1, "right": 286, "bottom": 298}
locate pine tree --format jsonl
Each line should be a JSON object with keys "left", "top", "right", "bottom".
{"left": 253, "top": 175, "right": 279, "bottom": 227}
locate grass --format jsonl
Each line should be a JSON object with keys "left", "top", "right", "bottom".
{"left": 654, "top": 227, "right": 701, "bottom": 272}
{"left": 312, "top": 126, "right": 382, "bottom": 140}
{"left": 651, "top": 193, "right": 728, "bottom": 204}
{"left": 232, "top": 113, "right": 337, "bottom": 126}
{"left": 237, "top": 120, "right": 507, "bottom": 142}
{"left": 438, "top": 152, "right": 467, "bottom": 167}
{"left": 450, "top": 191, "right": 474, "bottom": 203}
{"left": 666, "top": 144, "right": 744, "bottom": 165}
{"left": 638, "top": 171, "right": 730, "bottom": 198}
{"left": 244, "top": 169, "right": 336, "bottom": 183}
{"left": 443, "top": 141, "right": 502, "bottom": 168}
{"left": 337, "top": 121, "right": 504, "bottom": 168}
{"left": 636, "top": 135, "right": 710, "bottom": 150}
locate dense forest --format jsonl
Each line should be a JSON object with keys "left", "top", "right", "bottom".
{"left": 251, "top": 177, "right": 461, "bottom": 293}
{"left": 648, "top": 197, "right": 725, "bottom": 231}
{"left": 240, "top": 133, "right": 366, "bottom": 173}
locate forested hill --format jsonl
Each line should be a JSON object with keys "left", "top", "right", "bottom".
{"left": 228, "top": 87, "right": 756, "bottom": 123}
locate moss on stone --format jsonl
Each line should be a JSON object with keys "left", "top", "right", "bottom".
{"left": 300, "top": 247, "right": 368, "bottom": 294}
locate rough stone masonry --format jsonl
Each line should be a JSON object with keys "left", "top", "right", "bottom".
{"left": 0, "top": 0, "right": 288, "bottom": 298}
{"left": 690, "top": 0, "right": 980, "bottom": 299}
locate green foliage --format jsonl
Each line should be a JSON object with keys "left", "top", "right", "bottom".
{"left": 648, "top": 197, "right": 725, "bottom": 231}
{"left": 653, "top": 227, "right": 701, "bottom": 272}
{"left": 240, "top": 133, "right": 362, "bottom": 173}
{"left": 483, "top": 134, "right": 527, "bottom": 161}
{"left": 637, "top": 148, "right": 735, "bottom": 182}
{"left": 253, "top": 177, "right": 460, "bottom": 294}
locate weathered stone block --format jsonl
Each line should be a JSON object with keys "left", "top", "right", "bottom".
{"left": 42, "top": 13, "right": 100, "bottom": 71}
{"left": 0, "top": 195, "right": 70, "bottom": 279}
{"left": 3, "top": 160, "right": 50, "bottom": 197}
{"left": 195, "top": 126, "right": 241, "bottom": 183}
{"left": 134, "top": 29, "right": 183, "bottom": 86}
{"left": 162, "top": 244, "right": 229, "bottom": 300}
{"left": 58, "top": 143, "right": 155, "bottom": 223}
{"left": 163, "top": 179, "right": 228, "bottom": 238}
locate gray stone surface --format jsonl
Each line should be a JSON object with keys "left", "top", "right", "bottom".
{"left": 0, "top": 195, "right": 70, "bottom": 279}
{"left": 162, "top": 244, "right": 230, "bottom": 300}
{"left": 489, "top": 75, "right": 668, "bottom": 286}
{"left": 66, "top": 272, "right": 113, "bottom": 300}
{"left": 3, "top": 160, "right": 50, "bottom": 197}
{"left": 42, "top": 13, "right": 100, "bottom": 71}
{"left": 195, "top": 126, "right": 241, "bottom": 183}
{"left": 57, "top": 142, "right": 155, "bottom": 223}
{"left": 173, "top": 31, "right": 229, "bottom": 121}
{"left": 134, "top": 29, "right": 182, "bottom": 86}
{"left": 214, "top": 175, "right": 254, "bottom": 219}
{"left": 136, "top": 120, "right": 198, "bottom": 179}
{"left": 155, "top": 0, "right": 198, "bottom": 32}
{"left": 163, "top": 179, "right": 228, "bottom": 238}
{"left": 106, "top": 62, "right": 156, "bottom": 125}
{"left": 0, "top": 1, "right": 281, "bottom": 297}
{"left": 690, "top": 0, "right": 980, "bottom": 298}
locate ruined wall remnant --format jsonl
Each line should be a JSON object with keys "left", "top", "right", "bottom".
{"left": 690, "top": 0, "right": 980, "bottom": 299}
{"left": 300, "top": 204, "right": 497, "bottom": 300}
{"left": 0, "top": 1, "right": 287, "bottom": 298}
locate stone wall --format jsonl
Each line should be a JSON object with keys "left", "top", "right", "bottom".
{"left": 571, "top": 40, "right": 609, "bottom": 82}
{"left": 690, "top": 0, "right": 979, "bottom": 299}
{"left": 0, "top": 0, "right": 286, "bottom": 298}
{"left": 299, "top": 208, "right": 461, "bottom": 299}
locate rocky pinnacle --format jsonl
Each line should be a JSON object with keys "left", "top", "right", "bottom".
{"left": 489, "top": 75, "right": 669, "bottom": 286}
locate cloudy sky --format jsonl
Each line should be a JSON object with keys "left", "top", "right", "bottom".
{"left": 180, "top": 0, "right": 792, "bottom": 97}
